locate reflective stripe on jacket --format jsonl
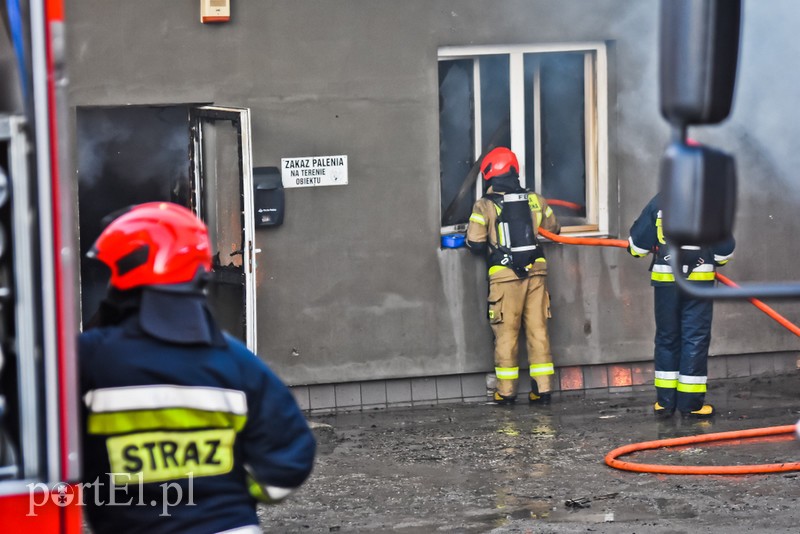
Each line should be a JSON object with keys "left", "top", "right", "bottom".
{"left": 627, "top": 194, "right": 735, "bottom": 286}
{"left": 466, "top": 189, "right": 560, "bottom": 282}
{"left": 79, "top": 316, "right": 316, "bottom": 533}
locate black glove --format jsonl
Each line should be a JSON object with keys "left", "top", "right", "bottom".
{"left": 467, "top": 240, "right": 487, "bottom": 255}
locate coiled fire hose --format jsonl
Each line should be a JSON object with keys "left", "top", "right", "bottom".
{"left": 536, "top": 225, "right": 800, "bottom": 475}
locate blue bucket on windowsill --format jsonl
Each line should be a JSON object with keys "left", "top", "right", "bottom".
{"left": 441, "top": 233, "right": 466, "bottom": 249}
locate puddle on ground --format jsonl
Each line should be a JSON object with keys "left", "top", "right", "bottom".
{"left": 475, "top": 490, "right": 689, "bottom": 529}
{"left": 477, "top": 503, "right": 656, "bottom": 529}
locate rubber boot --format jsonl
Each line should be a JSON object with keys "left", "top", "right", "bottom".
{"left": 681, "top": 404, "right": 715, "bottom": 419}
{"left": 653, "top": 402, "right": 674, "bottom": 418}
{"left": 493, "top": 391, "right": 516, "bottom": 406}
{"left": 528, "top": 380, "right": 551, "bottom": 405}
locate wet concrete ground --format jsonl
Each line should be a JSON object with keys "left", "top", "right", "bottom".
{"left": 261, "top": 372, "right": 800, "bottom": 533}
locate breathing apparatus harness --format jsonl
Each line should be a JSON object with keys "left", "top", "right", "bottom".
{"left": 486, "top": 188, "right": 544, "bottom": 278}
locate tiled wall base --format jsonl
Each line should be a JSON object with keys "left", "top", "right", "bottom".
{"left": 291, "top": 352, "right": 799, "bottom": 414}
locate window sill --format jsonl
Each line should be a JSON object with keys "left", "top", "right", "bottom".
{"left": 441, "top": 225, "right": 618, "bottom": 240}
{"left": 546, "top": 226, "right": 618, "bottom": 240}
{"left": 441, "top": 224, "right": 468, "bottom": 235}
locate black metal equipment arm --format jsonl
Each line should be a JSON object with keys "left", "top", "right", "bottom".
{"left": 658, "top": 0, "right": 800, "bottom": 300}
{"left": 668, "top": 246, "right": 800, "bottom": 300}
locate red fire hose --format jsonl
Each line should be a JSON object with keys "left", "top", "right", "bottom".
{"left": 604, "top": 425, "right": 800, "bottom": 475}
{"left": 546, "top": 199, "right": 585, "bottom": 212}
{"left": 715, "top": 273, "right": 800, "bottom": 337}
{"left": 537, "top": 227, "right": 800, "bottom": 339}
{"left": 537, "top": 225, "right": 800, "bottom": 475}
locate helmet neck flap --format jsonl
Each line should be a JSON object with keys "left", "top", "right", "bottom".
{"left": 86, "top": 281, "right": 226, "bottom": 347}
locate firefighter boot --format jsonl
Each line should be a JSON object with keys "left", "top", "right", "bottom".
{"left": 493, "top": 392, "right": 516, "bottom": 406}
{"left": 682, "top": 404, "right": 715, "bottom": 419}
{"left": 653, "top": 402, "right": 675, "bottom": 418}
{"left": 528, "top": 380, "right": 551, "bottom": 405}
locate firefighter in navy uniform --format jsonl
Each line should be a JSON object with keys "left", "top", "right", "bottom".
{"left": 79, "top": 202, "right": 316, "bottom": 534}
{"left": 627, "top": 193, "right": 734, "bottom": 419}
{"left": 466, "top": 147, "right": 561, "bottom": 405}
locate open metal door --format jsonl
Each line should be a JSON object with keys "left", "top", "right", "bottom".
{"left": 189, "top": 106, "right": 257, "bottom": 352}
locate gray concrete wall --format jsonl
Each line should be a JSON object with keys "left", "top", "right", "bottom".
{"left": 65, "top": 0, "right": 800, "bottom": 385}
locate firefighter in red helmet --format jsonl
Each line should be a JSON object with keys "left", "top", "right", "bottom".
{"left": 466, "top": 148, "right": 561, "bottom": 405}
{"left": 79, "top": 202, "right": 315, "bottom": 534}
{"left": 87, "top": 201, "right": 213, "bottom": 290}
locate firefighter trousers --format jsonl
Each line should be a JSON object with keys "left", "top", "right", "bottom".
{"left": 653, "top": 284, "right": 713, "bottom": 413}
{"left": 488, "top": 274, "right": 554, "bottom": 397}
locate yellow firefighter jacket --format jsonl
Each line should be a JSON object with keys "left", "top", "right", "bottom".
{"left": 466, "top": 188, "right": 560, "bottom": 283}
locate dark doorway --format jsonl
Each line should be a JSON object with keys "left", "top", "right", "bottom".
{"left": 76, "top": 105, "right": 192, "bottom": 324}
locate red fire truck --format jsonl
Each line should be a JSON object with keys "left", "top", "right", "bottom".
{"left": 1, "top": 0, "right": 82, "bottom": 531}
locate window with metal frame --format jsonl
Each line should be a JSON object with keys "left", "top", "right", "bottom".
{"left": 438, "top": 43, "right": 609, "bottom": 236}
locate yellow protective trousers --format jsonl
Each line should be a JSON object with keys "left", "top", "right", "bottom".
{"left": 488, "top": 274, "right": 554, "bottom": 397}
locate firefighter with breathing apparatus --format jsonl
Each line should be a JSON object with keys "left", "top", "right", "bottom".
{"left": 79, "top": 202, "right": 315, "bottom": 533}
{"left": 466, "top": 147, "right": 561, "bottom": 405}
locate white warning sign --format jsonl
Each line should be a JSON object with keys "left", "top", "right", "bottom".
{"left": 281, "top": 155, "right": 348, "bottom": 188}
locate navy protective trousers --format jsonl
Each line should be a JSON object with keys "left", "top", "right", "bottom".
{"left": 653, "top": 284, "right": 713, "bottom": 413}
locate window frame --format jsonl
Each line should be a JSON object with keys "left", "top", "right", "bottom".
{"left": 438, "top": 42, "right": 609, "bottom": 236}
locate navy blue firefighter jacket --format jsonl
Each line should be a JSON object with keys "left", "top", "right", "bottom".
{"left": 627, "top": 194, "right": 735, "bottom": 285}
{"left": 79, "top": 291, "right": 316, "bottom": 534}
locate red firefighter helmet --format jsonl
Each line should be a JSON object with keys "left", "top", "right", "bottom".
{"left": 88, "top": 202, "right": 212, "bottom": 290}
{"left": 481, "top": 147, "right": 520, "bottom": 181}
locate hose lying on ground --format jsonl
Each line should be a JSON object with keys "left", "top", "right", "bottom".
{"left": 604, "top": 425, "right": 800, "bottom": 474}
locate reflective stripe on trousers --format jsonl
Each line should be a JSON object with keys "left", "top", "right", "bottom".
{"left": 488, "top": 275, "right": 553, "bottom": 397}
{"left": 653, "top": 284, "right": 713, "bottom": 413}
